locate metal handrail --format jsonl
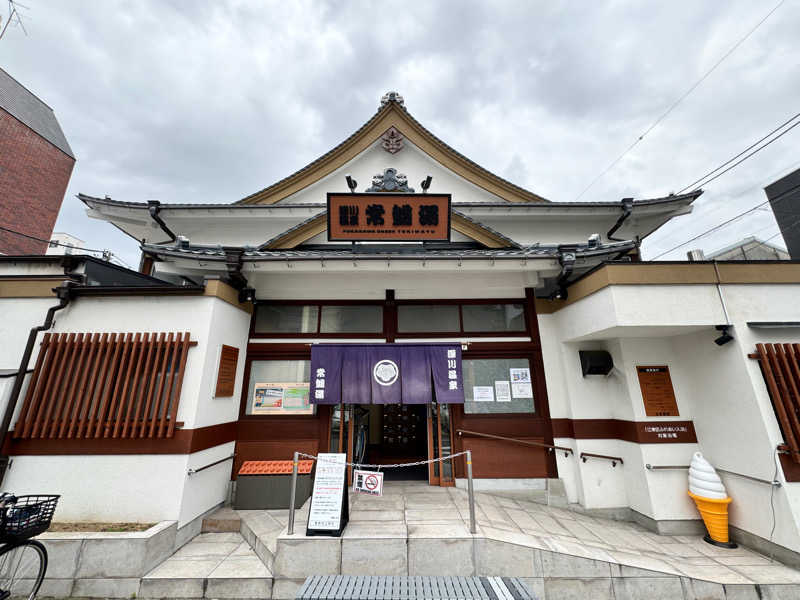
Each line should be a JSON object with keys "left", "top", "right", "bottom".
{"left": 645, "top": 464, "right": 688, "bottom": 470}
{"left": 645, "top": 463, "right": 780, "bottom": 487}
{"left": 580, "top": 452, "right": 623, "bottom": 467}
{"left": 187, "top": 454, "right": 235, "bottom": 476}
{"left": 456, "top": 429, "right": 574, "bottom": 457}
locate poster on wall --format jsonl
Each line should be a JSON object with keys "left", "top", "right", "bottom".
{"left": 494, "top": 381, "right": 512, "bottom": 402}
{"left": 510, "top": 367, "right": 531, "bottom": 383}
{"left": 473, "top": 386, "right": 495, "bottom": 402}
{"left": 252, "top": 382, "right": 313, "bottom": 415}
{"left": 637, "top": 366, "right": 679, "bottom": 417}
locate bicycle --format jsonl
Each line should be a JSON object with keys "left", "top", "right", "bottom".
{"left": 0, "top": 493, "right": 59, "bottom": 600}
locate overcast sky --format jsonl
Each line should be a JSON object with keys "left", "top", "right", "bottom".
{"left": 3, "top": 0, "right": 799, "bottom": 267}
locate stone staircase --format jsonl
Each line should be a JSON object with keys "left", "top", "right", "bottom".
{"left": 139, "top": 511, "right": 276, "bottom": 599}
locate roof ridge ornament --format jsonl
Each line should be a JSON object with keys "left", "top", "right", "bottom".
{"left": 380, "top": 91, "right": 404, "bottom": 108}
{"left": 381, "top": 126, "right": 404, "bottom": 154}
{"left": 366, "top": 167, "right": 414, "bottom": 193}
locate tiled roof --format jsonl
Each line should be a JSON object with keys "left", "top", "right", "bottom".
{"left": 143, "top": 240, "right": 637, "bottom": 262}
{"left": 0, "top": 67, "right": 73, "bottom": 158}
{"left": 80, "top": 190, "right": 701, "bottom": 211}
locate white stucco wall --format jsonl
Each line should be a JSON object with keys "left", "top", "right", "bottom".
{"left": 2, "top": 453, "right": 186, "bottom": 523}
{"left": 543, "top": 281, "right": 800, "bottom": 552}
{"left": 0, "top": 292, "right": 250, "bottom": 525}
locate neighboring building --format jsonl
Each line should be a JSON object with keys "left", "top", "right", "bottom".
{"left": 3, "top": 93, "right": 800, "bottom": 572}
{"left": 0, "top": 67, "right": 75, "bottom": 255}
{"left": 766, "top": 167, "right": 800, "bottom": 260}
{"left": 688, "top": 235, "right": 790, "bottom": 261}
{"left": 45, "top": 232, "right": 85, "bottom": 256}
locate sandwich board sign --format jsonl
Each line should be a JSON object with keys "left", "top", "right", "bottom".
{"left": 353, "top": 469, "right": 384, "bottom": 497}
{"left": 306, "top": 453, "right": 349, "bottom": 537}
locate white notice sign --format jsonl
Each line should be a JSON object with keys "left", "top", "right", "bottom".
{"left": 353, "top": 469, "right": 384, "bottom": 496}
{"left": 512, "top": 382, "right": 534, "bottom": 398}
{"left": 495, "top": 380, "right": 512, "bottom": 402}
{"left": 510, "top": 367, "right": 531, "bottom": 383}
{"left": 307, "top": 453, "right": 347, "bottom": 531}
{"left": 473, "top": 385, "right": 495, "bottom": 402}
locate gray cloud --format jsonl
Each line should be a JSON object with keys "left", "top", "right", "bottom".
{"left": 2, "top": 0, "right": 798, "bottom": 266}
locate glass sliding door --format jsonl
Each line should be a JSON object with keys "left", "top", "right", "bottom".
{"left": 427, "top": 403, "right": 455, "bottom": 486}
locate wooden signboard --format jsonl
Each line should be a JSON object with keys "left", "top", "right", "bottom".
{"left": 327, "top": 193, "right": 451, "bottom": 241}
{"left": 214, "top": 345, "right": 239, "bottom": 398}
{"left": 306, "top": 453, "right": 349, "bottom": 537}
{"left": 637, "top": 365, "right": 679, "bottom": 417}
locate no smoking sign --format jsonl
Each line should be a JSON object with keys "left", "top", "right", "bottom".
{"left": 353, "top": 469, "right": 384, "bottom": 497}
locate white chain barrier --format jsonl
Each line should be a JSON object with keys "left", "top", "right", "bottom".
{"left": 296, "top": 450, "right": 470, "bottom": 470}
{"left": 287, "top": 449, "right": 476, "bottom": 535}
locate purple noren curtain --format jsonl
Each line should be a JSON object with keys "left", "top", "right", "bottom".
{"left": 310, "top": 343, "right": 463, "bottom": 405}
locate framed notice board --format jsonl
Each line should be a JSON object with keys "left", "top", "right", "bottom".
{"left": 214, "top": 345, "right": 239, "bottom": 398}
{"left": 637, "top": 365, "right": 679, "bottom": 417}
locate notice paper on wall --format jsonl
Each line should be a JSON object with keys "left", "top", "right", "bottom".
{"left": 509, "top": 368, "right": 531, "bottom": 383}
{"left": 494, "top": 380, "right": 512, "bottom": 402}
{"left": 306, "top": 453, "right": 348, "bottom": 536}
{"left": 473, "top": 385, "right": 495, "bottom": 402}
{"left": 512, "top": 382, "right": 533, "bottom": 399}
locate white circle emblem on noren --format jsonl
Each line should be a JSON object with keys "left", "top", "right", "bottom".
{"left": 373, "top": 359, "right": 399, "bottom": 386}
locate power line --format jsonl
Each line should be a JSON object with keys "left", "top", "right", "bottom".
{"left": 677, "top": 112, "right": 800, "bottom": 193}
{"left": 0, "top": 224, "right": 106, "bottom": 253}
{"left": 649, "top": 181, "right": 800, "bottom": 260}
{"left": 648, "top": 157, "right": 800, "bottom": 243}
{"left": 573, "top": 0, "right": 785, "bottom": 201}
{"left": 751, "top": 219, "right": 800, "bottom": 250}
{"left": 676, "top": 114, "right": 800, "bottom": 194}
{"left": 650, "top": 200, "right": 771, "bottom": 260}
{"left": 0, "top": 224, "right": 130, "bottom": 268}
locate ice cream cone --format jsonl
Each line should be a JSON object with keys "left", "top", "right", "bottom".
{"left": 688, "top": 490, "right": 733, "bottom": 544}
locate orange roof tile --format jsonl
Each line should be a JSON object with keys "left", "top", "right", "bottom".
{"left": 239, "top": 460, "right": 314, "bottom": 475}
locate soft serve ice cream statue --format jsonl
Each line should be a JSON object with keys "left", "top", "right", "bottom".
{"left": 687, "top": 452, "right": 737, "bottom": 548}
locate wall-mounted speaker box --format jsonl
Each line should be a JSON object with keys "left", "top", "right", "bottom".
{"left": 579, "top": 350, "right": 614, "bottom": 376}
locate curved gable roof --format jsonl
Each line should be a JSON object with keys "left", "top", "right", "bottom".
{"left": 237, "top": 97, "right": 549, "bottom": 205}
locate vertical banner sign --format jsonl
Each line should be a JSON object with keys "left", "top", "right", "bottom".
{"left": 306, "top": 453, "right": 349, "bottom": 537}
{"left": 353, "top": 469, "right": 384, "bottom": 497}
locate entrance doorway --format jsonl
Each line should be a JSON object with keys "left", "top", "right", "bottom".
{"left": 363, "top": 404, "right": 427, "bottom": 480}
{"left": 330, "top": 403, "right": 455, "bottom": 485}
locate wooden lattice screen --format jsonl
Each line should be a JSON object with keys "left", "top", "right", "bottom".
{"left": 750, "top": 343, "right": 800, "bottom": 463}
{"left": 14, "top": 332, "right": 196, "bottom": 440}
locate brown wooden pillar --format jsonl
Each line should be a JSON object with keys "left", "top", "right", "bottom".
{"left": 384, "top": 289, "right": 397, "bottom": 342}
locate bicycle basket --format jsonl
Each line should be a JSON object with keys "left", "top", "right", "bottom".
{"left": 0, "top": 495, "right": 59, "bottom": 542}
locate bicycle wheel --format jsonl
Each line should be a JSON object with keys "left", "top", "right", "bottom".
{"left": 0, "top": 540, "right": 48, "bottom": 600}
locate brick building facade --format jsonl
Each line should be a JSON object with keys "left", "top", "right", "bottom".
{"left": 0, "top": 68, "right": 74, "bottom": 255}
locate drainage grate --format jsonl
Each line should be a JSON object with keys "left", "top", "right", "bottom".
{"left": 296, "top": 576, "right": 536, "bottom": 600}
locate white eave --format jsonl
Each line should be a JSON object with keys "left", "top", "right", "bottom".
{"left": 80, "top": 191, "right": 700, "bottom": 248}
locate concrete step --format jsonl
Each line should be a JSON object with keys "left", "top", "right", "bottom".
{"left": 239, "top": 509, "right": 293, "bottom": 572}
{"left": 140, "top": 532, "right": 272, "bottom": 599}
{"left": 202, "top": 506, "right": 241, "bottom": 532}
